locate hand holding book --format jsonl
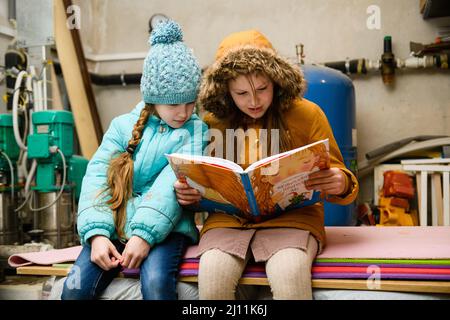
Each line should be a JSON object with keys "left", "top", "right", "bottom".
{"left": 173, "top": 178, "right": 202, "bottom": 206}
{"left": 305, "top": 167, "right": 349, "bottom": 197}
{"left": 168, "top": 139, "right": 331, "bottom": 222}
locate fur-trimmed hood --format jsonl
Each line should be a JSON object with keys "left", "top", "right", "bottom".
{"left": 199, "top": 30, "right": 306, "bottom": 118}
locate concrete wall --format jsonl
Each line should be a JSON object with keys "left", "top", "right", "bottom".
{"left": 79, "top": 0, "right": 450, "bottom": 204}
{"left": 1, "top": 0, "right": 450, "bottom": 205}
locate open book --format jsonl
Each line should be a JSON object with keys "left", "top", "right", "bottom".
{"left": 166, "top": 139, "right": 330, "bottom": 222}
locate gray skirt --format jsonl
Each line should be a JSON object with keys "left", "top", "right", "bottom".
{"left": 197, "top": 227, "right": 318, "bottom": 262}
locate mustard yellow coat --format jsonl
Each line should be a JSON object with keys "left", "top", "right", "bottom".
{"left": 200, "top": 98, "right": 359, "bottom": 248}
{"left": 197, "top": 29, "right": 359, "bottom": 248}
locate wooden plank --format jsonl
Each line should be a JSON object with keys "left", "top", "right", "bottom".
{"left": 431, "top": 178, "right": 437, "bottom": 226}
{"left": 311, "top": 279, "right": 450, "bottom": 294}
{"left": 416, "top": 173, "right": 422, "bottom": 224}
{"left": 17, "top": 265, "right": 134, "bottom": 279}
{"left": 16, "top": 266, "right": 71, "bottom": 277}
{"left": 179, "top": 277, "right": 450, "bottom": 294}
{"left": 420, "top": 171, "right": 428, "bottom": 226}
{"left": 54, "top": 0, "right": 101, "bottom": 159}
{"left": 401, "top": 159, "right": 450, "bottom": 165}
{"left": 415, "top": 172, "right": 429, "bottom": 226}
{"left": 444, "top": 172, "right": 450, "bottom": 226}
{"left": 179, "top": 276, "right": 269, "bottom": 286}
{"left": 16, "top": 266, "right": 450, "bottom": 294}
{"left": 403, "top": 165, "right": 450, "bottom": 172}
{"left": 432, "top": 174, "right": 444, "bottom": 226}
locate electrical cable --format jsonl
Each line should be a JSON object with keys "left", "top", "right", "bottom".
{"left": 12, "top": 70, "right": 28, "bottom": 151}
{"left": 14, "top": 159, "right": 36, "bottom": 212}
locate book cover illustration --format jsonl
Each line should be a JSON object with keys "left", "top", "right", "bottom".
{"left": 166, "top": 139, "right": 330, "bottom": 222}
{"left": 247, "top": 139, "right": 330, "bottom": 219}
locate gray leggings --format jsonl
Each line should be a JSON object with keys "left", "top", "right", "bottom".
{"left": 198, "top": 235, "right": 318, "bottom": 300}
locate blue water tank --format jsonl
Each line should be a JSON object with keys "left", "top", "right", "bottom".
{"left": 301, "top": 65, "right": 357, "bottom": 226}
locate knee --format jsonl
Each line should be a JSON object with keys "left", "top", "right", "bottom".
{"left": 198, "top": 249, "right": 243, "bottom": 299}
{"left": 148, "top": 268, "right": 173, "bottom": 289}
{"left": 141, "top": 268, "right": 176, "bottom": 300}
{"left": 267, "top": 248, "right": 311, "bottom": 277}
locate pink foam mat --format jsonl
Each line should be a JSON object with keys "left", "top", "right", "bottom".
{"left": 318, "top": 226, "right": 450, "bottom": 259}
{"left": 8, "top": 246, "right": 82, "bottom": 267}
{"left": 9, "top": 227, "right": 450, "bottom": 268}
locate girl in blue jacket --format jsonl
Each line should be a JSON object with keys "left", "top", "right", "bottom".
{"left": 61, "top": 20, "right": 207, "bottom": 300}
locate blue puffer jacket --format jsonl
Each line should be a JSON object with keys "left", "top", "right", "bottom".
{"left": 77, "top": 101, "right": 208, "bottom": 246}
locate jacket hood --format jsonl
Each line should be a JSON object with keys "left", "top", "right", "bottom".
{"left": 199, "top": 29, "right": 306, "bottom": 118}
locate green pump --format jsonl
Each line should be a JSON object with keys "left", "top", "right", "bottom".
{"left": 27, "top": 110, "right": 87, "bottom": 200}
{"left": 26, "top": 110, "right": 88, "bottom": 247}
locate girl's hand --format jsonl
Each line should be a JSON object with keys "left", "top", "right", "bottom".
{"left": 121, "top": 236, "right": 151, "bottom": 269}
{"left": 90, "top": 235, "right": 122, "bottom": 271}
{"left": 174, "top": 179, "right": 201, "bottom": 206}
{"left": 305, "top": 168, "right": 347, "bottom": 196}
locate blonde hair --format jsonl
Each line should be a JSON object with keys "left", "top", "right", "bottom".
{"left": 104, "top": 104, "right": 154, "bottom": 239}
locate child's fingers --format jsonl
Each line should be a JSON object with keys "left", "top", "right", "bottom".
{"left": 176, "top": 193, "right": 201, "bottom": 205}
{"left": 175, "top": 190, "right": 201, "bottom": 200}
{"left": 111, "top": 259, "right": 121, "bottom": 268}
{"left": 307, "top": 170, "right": 334, "bottom": 180}
{"left": 176, "top": 187, "right": 200, "bottom": 196}
{"left": 174, "top": 180, "right": 191, "bottom": 189}
{"left": 128, "top": 257, "right": 140, "bottom": 270}
{"left": 109, "top": 244, "right": 123, "bottom": 261}
{"left": 305, "top": 177, "right": 335, "bottom": 189}
{"left": 120, "top": 250, "right": 131, "bottom": 268}
{"left": 101, "top": 255, "right": 115, "bottom": 270}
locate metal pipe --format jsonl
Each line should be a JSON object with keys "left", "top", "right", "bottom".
{"left": 318, "top": 36, "right": 449, "bottom": 81}
{"left": 8, "top": 0, "right": 16, "bottom": 21}
{"left": 84, "top": 52, "right": 147, "bottom": 62}
{"left": 89, "top": 72, "right": 141, "bottom": 86}
{"left": 381, "top": 36, "right": 395, "bottom": 84}
{"left": 322, "top": 54, "right": 448, "bottom": 74}
{"left": 53, "top": 62, "right": 141, "bottom": 86}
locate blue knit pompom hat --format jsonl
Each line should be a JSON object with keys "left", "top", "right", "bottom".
{"left": 140, "top": 20, "right": 201, "bottom": 105}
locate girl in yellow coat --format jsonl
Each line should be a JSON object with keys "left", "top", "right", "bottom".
{"left": 175, "top": 29, "right": 359, "bottom": 300}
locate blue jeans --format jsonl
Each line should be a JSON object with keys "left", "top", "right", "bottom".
{"left": 61, "top": 232, "right": 189, "bottom": 300}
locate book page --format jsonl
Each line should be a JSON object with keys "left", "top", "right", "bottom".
{"left": 166, "top": 153, "right": 244, "bottom": 173}
{"left": 166, "top": 155, "right": 251, "bottom": 216}
{"left": 245, "top": 139, "right": 329, "bottom": 172}
{"left": 247, "top": 139, "right": 330, "bottom": 218}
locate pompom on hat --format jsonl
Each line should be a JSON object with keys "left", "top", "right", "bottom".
{"left": 140, "top": 20, "right": 201, "bottom": 105}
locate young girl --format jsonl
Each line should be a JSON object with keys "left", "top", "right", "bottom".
{"left": 61, "top": 20, "right": 207, "bottom": 300}
{"left": 174, "top": 29, "right": 359, "bottom": 300}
